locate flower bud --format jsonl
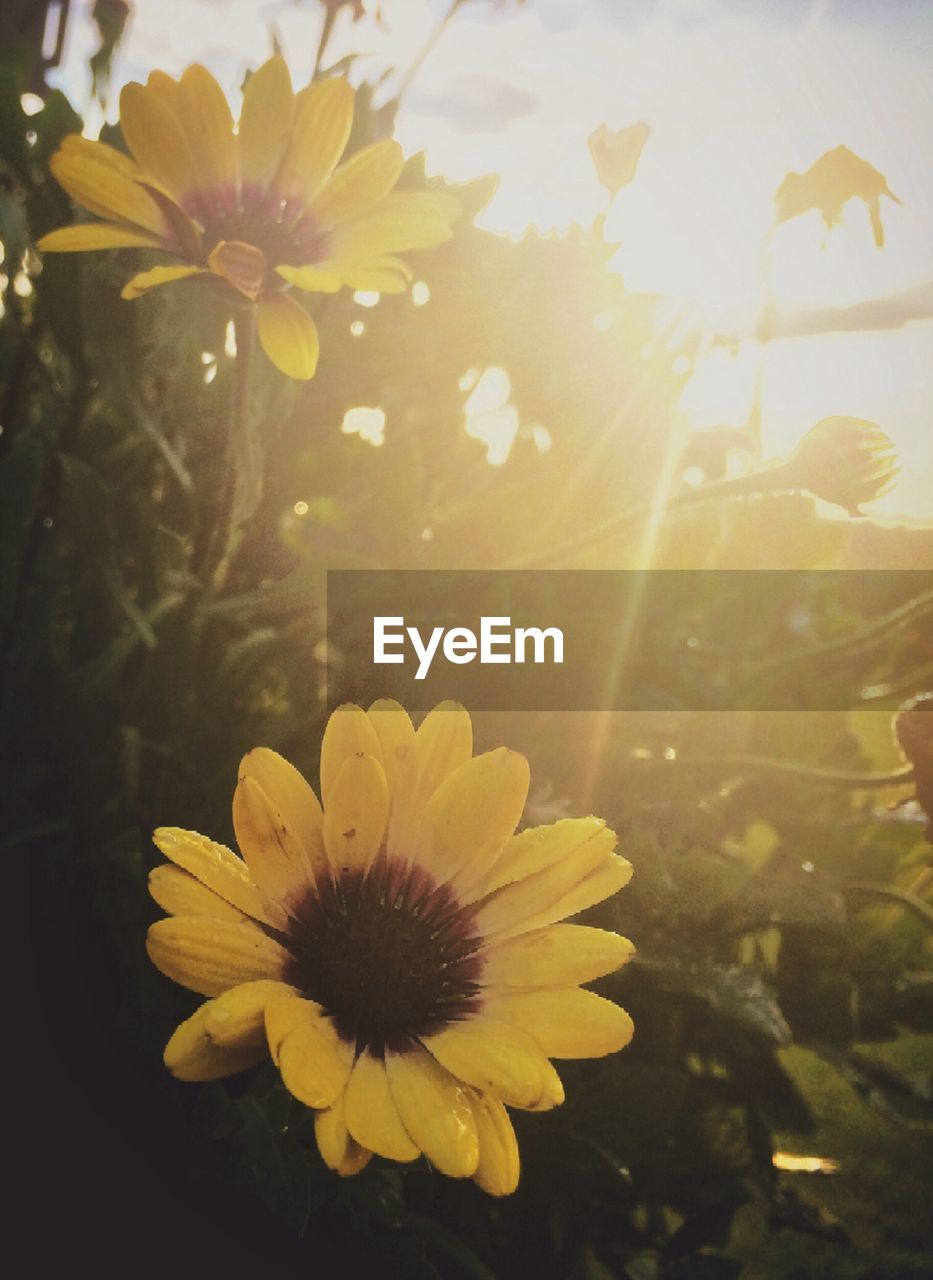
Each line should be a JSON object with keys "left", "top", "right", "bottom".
{"left": 781, "top": 417, "right": 898, "bottom": 515}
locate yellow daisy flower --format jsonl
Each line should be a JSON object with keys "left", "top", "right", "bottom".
{"left": 147, "top": 700, "right": 635, "bottom": 1194}
{"left": 37, "top": 58, "right": 458, "bottom": 379}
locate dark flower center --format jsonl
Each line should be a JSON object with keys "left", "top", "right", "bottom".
{"left": 279, "top": 858, "right": 485, "bottom": 1056}
{"left": 201, "top": 207, "right": 333, "bottom": 273}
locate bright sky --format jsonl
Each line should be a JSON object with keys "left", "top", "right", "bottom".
{"left": 51, "top": 0, "right": 933, "bottom": 519}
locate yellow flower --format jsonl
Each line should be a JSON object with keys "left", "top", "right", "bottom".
{"left": 37, "top": 58, "right": 458, "bottom": 379}
{"left": 147, "top": 700, "right": 635, "bottom": 1194}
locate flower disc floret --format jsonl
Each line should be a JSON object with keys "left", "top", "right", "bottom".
{"left": 281, "top": 860, "right": 485, "bottom": 1054}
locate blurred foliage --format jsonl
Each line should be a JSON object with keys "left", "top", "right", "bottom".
{"left": 2, "top": 12, "right": 932, "bottom": 1279}
{"left": 89, "top": 0, "right": 132, "bottom": 109}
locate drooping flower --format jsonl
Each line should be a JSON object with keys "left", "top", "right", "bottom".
{"left": 588, "top": 121, "right": 650, "bottom": 197}
{"left": 147, "top": 700, "right": 634, "bottom": 1193}
{"left": 37, "top": 58, "right": 458, "bottom": 379}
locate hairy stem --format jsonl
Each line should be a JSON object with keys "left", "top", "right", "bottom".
{"left": 634, "top": 754, "right": 916, "bottom": 788}
{"left": 506, "top": 465, "right": 793, "bottom": 569}
{"left": 208, "top": 306, "right": 259, "bottom": 593}
{"left": 844, "top": 880, "right": 933, "bottom": 929}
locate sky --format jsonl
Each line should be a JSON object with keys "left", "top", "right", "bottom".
{"left": 49, "top": 0, "right": 933, "bottom": 519}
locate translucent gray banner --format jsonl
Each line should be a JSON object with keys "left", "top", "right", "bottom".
{"left": 325, "top": 570, "right": 933, "bottom": 711}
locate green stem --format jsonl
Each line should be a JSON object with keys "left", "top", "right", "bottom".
{"left": 631, "top": 754, "right": 915, "bottom": 788}
{"left": 736, "top": 586, "right": 933, "bottom": 697}
{"left": 843, "top": 880, "right": 933, "bottom": 928}
{"left": 857, "top": 659, "right": 933, "bottom": 703}
{"left": 743, "top": 223, "right": 778, "bottom": 456}
{"left": 313, "top": 5, "right": 337, "bottom": 77}
{"left": 505, "top": 465, "right": 793, "bottom": 569}
{"left": 209, "top": 306, "right": 259, "bottom": 593}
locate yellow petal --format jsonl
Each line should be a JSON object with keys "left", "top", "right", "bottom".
{"left": 314, "top": 1094, "right": 349, "bottom": 1167}
{"left": 322, "top": 753, "right": 389, "bottom": 877}
{"left": 272, "top": 77, "right": 354, "bottom": 212}
{"left": 256, "top": 292, "right": 319, "bottom": 380}
{"left": 387, "top": 701, "right": 473, "bottom": 858}
{"left": 485, "top": 989, "right": 635, "bottom": 1059}
{"left": 315, "top": 1094, "right": 372, "bottom": 1176}
{"left": 481, "top": 924, "right": 635, "bottom": 989}
{"left": 207, "top": 240, "right": 267, "bottom": 299}
{"left": 277, "top": 1009, "right": 354, "bottom": 1109}
{"left": 121, "top": 264, "right": 204, "bottom": 299}
{"left": 238, "top": 55, "right": 294, "bottom": 200}
{"left": 469, "top": 1090, "right": 520, "bottom": 1196}
{"left": 416, "top": 749, "right": 528, "bottom": 889}
{"left": 474, "top": 826, "right": 618, "bottom": 939}
{"left": 366, "top": 699, "right": 415, "bottom": 800}
{"left": 59, "top": 132, "right": 140, "bottom": 179}
{"left": 238, "top": 747, "right": 329, "bottom": 881}
{"left": 334, "top": 244, "right": 414, "bottom": 278}
{"left": 148, "top": 864, "right": 249, "bottom": 924}
{"left": 275, "top": 263, "right": 343, "bottom": 293}
{"left": 332, "top": 191, "right": 459, "bottom": 256}
{"left": 152, "top": 827, "right": 271, "bottom": 923}
{"left": 145, "top": 69, "right": 180, "bottom": 111}
{"left": 37, "top": 222, "right": 165, "bottom": 252}
{"left": 265, "top": 993, "right": 323, "bottom": 1066}
{"left": 334, "top": 260, "right": 410, "bottom": 294}
{"left": 337, "top": 1142, "right": 372, "bottom": 1176}
{"left": 319, "top": 703, "right": 383, "bottom": 809}
{"left": 163, "top": 1001, "right": 267, "bottom": 1081}
{"left": 119, "top": 80, "right": 201, "bottom": 211}
{"left": 203, "top": 979, "right": 296, "bottom": 1047}
{"left": 494, "top": 854, "right": 634, "bottom": 942}
{"left": 423, "top": 1016, "right": 561, "bottom": 1110}
{"left": 176, "top": 63, "right": 238, "bottom": 214}
{"left": 146, "top": 916, "right": 289, "bottom": 997}
{"left": 344, "top": 1052, "right": 420, "bottom": 1162}
{"left": 311, "top": 139, "right": 404, "bottom": 227}
{"left": 50, "top": 141, "right": 168, "bottom": 236}
{"left": 326, "top": 251, "right": 413, "bottom": 293}
{"left": 385, "top": 1047, "right": 479, "bottom": 1177}
{"left": 232, "top": 774, "right": 314, "bottom": 911}
{"left": 481, "top": 817, "right": 612, "bottom": 896}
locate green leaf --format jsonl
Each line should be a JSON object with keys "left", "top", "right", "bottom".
{"left": 635, "top": 959, "right": 792, "bottom": 1046}
{"left": 824, "top": 1049, "right": 933, "bottom": 1129}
